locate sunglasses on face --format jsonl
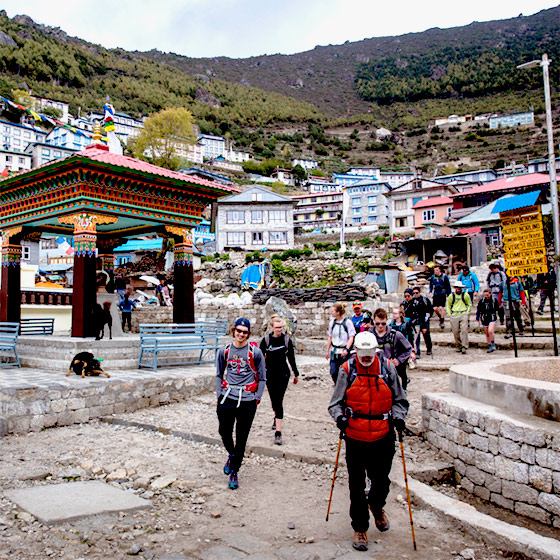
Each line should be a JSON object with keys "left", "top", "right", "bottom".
{"left": 235, "top": 328, "right": 249, "bottom": 335}
{"left": 375, "top": 322, "right": 386, "bottom": 326}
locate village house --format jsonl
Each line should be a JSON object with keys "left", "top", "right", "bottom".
{"left": 412, "top": 196, "right": 454, "bottom": 237}
{"left": 343, "top": 178, "right": 390, "bottom": 227}
{"left": 291, "top": 191, "right": 342, "bottom": 231}
{"left": 31, "top": 96, "right": 70, "bottom": 124}
{"left": 216, "top": 185, "right": 295, "bottom": 252}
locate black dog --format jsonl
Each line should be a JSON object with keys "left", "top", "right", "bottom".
{"left": 94, "top": 302, "right": 113, "bottom": 340}
{"left": 66, "top": 352, "right": 110, "bottom": 378}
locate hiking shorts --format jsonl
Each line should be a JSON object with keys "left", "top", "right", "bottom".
{"left": 432, "top": 294, "right": 447, "bottom": 307}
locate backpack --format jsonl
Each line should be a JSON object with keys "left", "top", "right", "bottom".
{"left": 329, "top": 318, "right": 353, "bottom": 348}
{"left": 378, "top": 329, "right": 397, "bottom": 359}
{"left": 264, "top": 333, "right": 290, "bottom": 357}
{"left": 451, "top": 292, "right": 467, "bottom": 306}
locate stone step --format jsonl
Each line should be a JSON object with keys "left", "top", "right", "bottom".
{"left": 19, "top": 356, "right": 140, "bottom": 371}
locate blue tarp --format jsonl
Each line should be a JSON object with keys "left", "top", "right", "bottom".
{"left": 491, "top": 191, "right": 541, "bottom": 214}
{"left": 241, "top": 263, "right": 267, "bottom": 290}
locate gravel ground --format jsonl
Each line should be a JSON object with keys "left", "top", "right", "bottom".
{"left": 0, "top": 348, "right": 554, "bottom": 560}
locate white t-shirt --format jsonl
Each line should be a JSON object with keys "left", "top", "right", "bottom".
{"left": 329, "top": 318, "right": 356, "bottom": 353}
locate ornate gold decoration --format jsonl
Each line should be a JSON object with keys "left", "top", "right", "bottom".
{"left": 58, "top": 213, "right": 118, "bottom": 233}
{"left": 1, "top": 227, "right": 23, "bottom": 247}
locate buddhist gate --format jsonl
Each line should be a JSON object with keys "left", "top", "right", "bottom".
{"left": 0, "top": 142, "right": 235, "bottom": 336}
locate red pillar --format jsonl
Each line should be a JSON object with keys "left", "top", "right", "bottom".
{"left": 0, "top": 243, "right": 21, "bottom": 324}
{"left": 173, "top": 234, "right": 194, "bottom": 324}
{"left": 71, "top": 227, "right": 97, "bottom": 337}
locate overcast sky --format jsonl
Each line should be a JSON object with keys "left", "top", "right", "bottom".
{"left": 4, "top": 1, "right": 559, "bottom": 59}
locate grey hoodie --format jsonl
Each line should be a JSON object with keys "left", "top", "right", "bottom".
{"left": 216, "top": 342, "right": 266, "bottom": 404}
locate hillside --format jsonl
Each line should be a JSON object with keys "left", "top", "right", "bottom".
{"left": 0, "top": 8, "right": 558, "bottom": 173}
{"left": 143, "top": 6, "right": 560, "bottom": 116}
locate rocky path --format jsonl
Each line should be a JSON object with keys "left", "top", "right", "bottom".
{"left": 0, "top": 350, "right": 550, "bottom": 560}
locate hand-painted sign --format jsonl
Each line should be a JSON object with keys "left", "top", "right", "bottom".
{"left": 500, "top": 204, "right": 548, "bottom": 277}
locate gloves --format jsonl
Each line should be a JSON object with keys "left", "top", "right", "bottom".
{"left": 293, "top": 375, "right": 299, "bottom": 385}
{"left": 394, "top": 418, "right": 406, "bottom": 434}
{"left": 245, "top": 381, "right": 258, "bottom": 393}
{"left": 336, "top": 416, "right": 349, "bottom": 432}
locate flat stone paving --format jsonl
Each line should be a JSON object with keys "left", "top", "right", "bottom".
{"left": 5, "top": 481, "right": 151, "bottom": 524}
{"left": 0, "top": 363, "right": 215, "bottom": 390}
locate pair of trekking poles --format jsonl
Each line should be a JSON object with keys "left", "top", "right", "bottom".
{"left": 326, "top": 430, "right": 417, "bottom": 551}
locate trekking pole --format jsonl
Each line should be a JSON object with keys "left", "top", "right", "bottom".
{"left": 325, "top": 435, "right": 342, "bottom": 521}
{"left": 398, "top": 430, "right": 417, "bottom": 551}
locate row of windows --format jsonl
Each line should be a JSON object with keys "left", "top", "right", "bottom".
{"left": 352, "top": 206, "right": 378, "bottom": 215}
{"left": 352, "top": 216, "right": 378, "bottom": 224}
{"left": 352, "top": 195, "right": 381, "bottom": 206}
{"left": 2, "top": 156, "right": 27, "bottom": 164}
{"left": 348, "top": 185, "right": 381, "bottom": 194}
{"left": 226, "top": 210, "right": 287, "bottom": 224}
{"left": 226, "top": 231, "right": 287, "bottom": 246}
{"left": 296, "top": 211, "right": 338, "bottom": 220}
{"left": 2, "top": 126, "right": 33, "bottom": 138}
{"left": 421, "top": 208, "right": 452, "bottom": 222}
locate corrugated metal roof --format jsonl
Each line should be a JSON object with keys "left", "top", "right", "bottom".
{"left": 114, "top": 239, "right": 163, "bottom": 252}
{"left": 413, "top": 196, "right": 453, "bottom": 209}
{"left": 491, "top": 190, "right": 541, "bottom": 214}
{"left": 219, "top": 184, "right": 295, "bottom": 204}
{"left": 451, "top": 173, "right": 549, "bottom": 198}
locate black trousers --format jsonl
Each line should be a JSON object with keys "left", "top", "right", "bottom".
{"left": 538, "top": 289, "right": 554, "bottom": 313}
{"left": 217, "top": 398, "right": 257, "bottom": 473}
{"left": 396, "top": 362, "right": 408, "bottom": 390}
{"left": 346, "top": 433, "right": 396, "bottom": 532}
{"left": 267, "top": 375, "right": 289, "bottom": 420}
{"left": 121, "top": 311, "right": 132, "bottom": 331}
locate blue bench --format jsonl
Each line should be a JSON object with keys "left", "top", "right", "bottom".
{"left": 20, "top": 318, "right": 54, "bottom": 335}
{"left": 138, "top": 319, "right": 228, "bottom": 371}
{"left": 0, "top": 322, "right": 21, "bottom": 367}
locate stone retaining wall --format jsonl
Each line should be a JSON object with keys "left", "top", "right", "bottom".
{"left": 252, "top": 284, "right": 369, "bottom": 305}
{"left": 0, "top": 373, "right": 213, "bottom": 436}
{"left": 131, "top": 299, "right": 390, "bottom": 338}
{"left": 423, "top": 392, "right": 560, "bottom": 527}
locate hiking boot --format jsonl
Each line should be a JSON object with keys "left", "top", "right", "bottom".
{"left": 352, "top": 531, "right": 368, "bottom": 551}
{"left": 487, "top": 343, "right": 496, "bottom": 353}
{"left": 537, "top": 310, "right": 544, "bottom": 316}
{"left": 461, "top": 348, "right": 467, "bottom": 354}
{"left": 274, "top": 431, "right": 283, "bottom": 446}
{"left": 228, "top": 470, "right": 238, "bottom": 490}
{"left": 426, "top": 350, "right": 432, "bottom": 356}
{"left": 372, "top": 508, "right": 390, "bottom": 532}
{"left": 223, "top": 454, "right": 234, "bottom": 475}
{"left": 440, "top": 318, "right": 445, "bottom": 329}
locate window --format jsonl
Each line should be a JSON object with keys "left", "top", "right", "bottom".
{"left": 352, "top": 207, "right": 361, "bottom": 216}
{"left": 269, "top": 210, "right": 286, "bottom": 224}
{"left": 118, "top": 256, "right": 132, "bottom": 264}
{"left": 368, "top": 215, "right": 377, "bottom": 223}
{"left": 304, "top": 214, "right": 311, "bottom": 220}
{"left": 395, "top": 199, "right": 407, "bottom": 211}
{"left": 226, "top": 210, "right": 245, "bottom": 224}
{"left": 42, "top": 148, "right": 51, "bottom": 156}
{"left": 269, "top": 231, "right": 287, "bottom": 245}
{"left": 13, "top": 129, "right": 20, "bottom": 136}
{"left": 18, "top": 157, "right": 25, "bottom": 164}
{"left": 5, "top": 156, "right": 11, "bottom": 162}
{"left": 23, "top": 131, "right": 30, "bottom": 139}
{"left": 13, "top": 139, "right": 20, "bottom": 146}
{"left": 54, "top": 151, "right": 61, "bottom": 157}
{"left": 226, "top": 232, "right": 245, "bottom": 245}
{"left": 251, "top": 193, "right": 262, "bottom": 201}
{"left": 422, "top": 209, "right": 435, "bottom": 222}
{"left": 2, "top": 126, "right": 9, "bottom": 133}
{"left": 446, "top": 207, "right": 452, "bottom": 218}
{"left": 368, "top": 206, "right": 377, "bottom": 213}
{"left": 352, "top": 197, "right": 361, "bottom": 206}
{"left": 251, "top": 210, "right": 263, "bottom": 223}
{"left": 368, "top": 195, "right": 377, "bottom": 203}
{"left": 352, "top": 217, "right": 361, "bottom": 224}
{"left": 251, "top": 232, "right": 263, "bottom": 244}
{"left": 21, "top": 246, "right": 30, "bottom": 261}
{"left": 396, "top": 217, "right": 407, "bottom": 228}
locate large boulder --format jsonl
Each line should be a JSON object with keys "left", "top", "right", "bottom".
{"left": 263, "top": 296, "right": 298, "bottom": 343}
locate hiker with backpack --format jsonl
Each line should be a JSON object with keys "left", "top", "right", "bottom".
{"left": 216, "top": 318, "right": 266, "bottom": 490}
{"left": 458, "top": 265, "right": 480, "bottom": 303}
{"left": 409, "top": 287, "right": 434, "bottom": 357}
{"left": 429, "top": 265, "right": 451, "bottom": 329}
{"left": 486, "top": 262, "right": 507, "bottom": 325}
{"left": 351, "top": 301, "right": 365, "bottom": 330}
{"left": 446, "top": 280, "right": 472, "bottom": 354}
{"left": 326, "top": 302, "right": 356, "bottom": 384}
{"left": 390, "top": 306, "right": 416, "bottom": 372}
{"left": 372, "top": 308, "right": 412, "bottom": 389}
{"left": 328, "top": 331, "right": 408, "bottom": 552}
{"left": 502, "top": 276, "right": 525, "bottom": 339}
{"left": 477, "top": 288, "right": 499, "bottom": 353}
{"left": 259, "top": 314, "right": 300, "bottom": 446}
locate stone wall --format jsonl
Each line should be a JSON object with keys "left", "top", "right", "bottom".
{"left": 423, "top": 393, "right": 560, "bottom": 527}
{"left": 252, "top": 284, "right": 369, "bottom": 305}
{"left": 131, "top": 299, "right": 385, "bottom": 338}
{"left": 0, "top": 372, "right": 213, "bottom": 436}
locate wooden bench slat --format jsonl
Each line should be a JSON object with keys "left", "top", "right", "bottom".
{"left": 0, "top": 322, "right": 20, "bottom": 367}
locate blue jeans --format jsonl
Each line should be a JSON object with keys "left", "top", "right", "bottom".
{"left": 330, "top": 352, "right": 349, "bottom": 384}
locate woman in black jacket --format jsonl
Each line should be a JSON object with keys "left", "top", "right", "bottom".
{"left": 477, "top": 288, "right": 499, "bottom": 353}
{"left": 259, "top": 314, "right": 299, "bottom": 446}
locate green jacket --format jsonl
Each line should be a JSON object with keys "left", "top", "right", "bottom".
{"left": 446, "top": 291, "right": 472, "bottom": 317}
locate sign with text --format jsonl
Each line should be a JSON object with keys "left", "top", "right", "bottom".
{"left": 500, "top": 204, "right": 548, "bottom": 277}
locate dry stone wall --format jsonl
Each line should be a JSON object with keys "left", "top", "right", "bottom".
{"left": 423, "top": 392, "right": 560, "bottom": 527}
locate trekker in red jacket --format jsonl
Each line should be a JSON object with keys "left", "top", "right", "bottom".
{"left": 328, "top": 331, "right": 408, "bottom": 552}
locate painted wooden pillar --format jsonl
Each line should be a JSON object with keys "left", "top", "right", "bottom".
{"left": 0, "top": 229, "right": 22, "bottom": 324}
{"left": 58, "top": 213, "right": 118, "bottom": 337}
{"left": 168, "top": 227, "right": 194, "bottom": 324}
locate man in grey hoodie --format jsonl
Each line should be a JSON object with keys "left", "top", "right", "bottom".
{"left": 216, "top": 318, "right": 266, "bottom": 490}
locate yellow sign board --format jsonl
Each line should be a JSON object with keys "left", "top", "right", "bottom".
{"left": 505, "top": 254, "right": 548, "bottom": 268}
{"left": 503, "top": 246, "right": 547, "bottom": 260}
{"left": 501, "top": 221, "right": 543, "bottom": 237}
{"left": 501, "top": 232, "right": 545, "bottom": 247}
{"left": 500, "top": 213, "right": 542, "bottom": 228}
{"left": 506, "top": 264, "right": 549, "bottom": 276}
{"left": 499, "top": 205, "right": 539, "bottom": 219}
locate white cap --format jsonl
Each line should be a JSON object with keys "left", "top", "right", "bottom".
{"left": 354, "top": 331, "right": 378, "bottom": 351}
{"left": 453, "top": 280, "right": 464, "bottom": 288}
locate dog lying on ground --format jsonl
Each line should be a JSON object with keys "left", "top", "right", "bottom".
{"left": 94, "top": 301, "right": 113, "bottom": 340}
{"left": 66, "top": 352, "right": 110, "bottom": 378}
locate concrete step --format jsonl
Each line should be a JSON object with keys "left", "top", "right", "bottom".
{"left": 19, "top": 356, "right": 140, "bottom": 371}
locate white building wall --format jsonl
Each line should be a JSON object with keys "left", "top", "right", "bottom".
{"left": 216, "top": 203, "right": 294, "bottom": 252}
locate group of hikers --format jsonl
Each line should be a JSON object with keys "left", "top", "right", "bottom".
{"left": 216, "top": 307, "right": 408, "bottom": 552}
{"left": 214, "top": 261, "right": 556, "bottom": 552}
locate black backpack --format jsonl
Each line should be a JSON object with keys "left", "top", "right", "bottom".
{"left": 451, "top": 292, "right": 467, "bottom": 306}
